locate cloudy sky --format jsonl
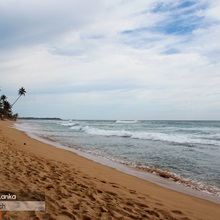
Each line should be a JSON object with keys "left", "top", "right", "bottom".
{"left": 1, "top": 0, "right": 220, "bottom": 120}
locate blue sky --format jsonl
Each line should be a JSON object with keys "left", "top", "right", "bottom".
{"left": 0, "top": 0, "right": 220, "bottom": 120}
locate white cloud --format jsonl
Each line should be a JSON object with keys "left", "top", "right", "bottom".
{"left": 1, "top": 0, "right": 220, "bottom": 119}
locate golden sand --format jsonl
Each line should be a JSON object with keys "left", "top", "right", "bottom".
{"left": 0, "top": 121, "right": 220, "bottom": 220}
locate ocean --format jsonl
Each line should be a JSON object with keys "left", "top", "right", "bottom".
{"left": 14, "top": 119, "right": 220, "bottom": 198}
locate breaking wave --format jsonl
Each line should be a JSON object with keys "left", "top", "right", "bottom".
{"left": 60, "top": 121, "right": 79, "bottom": 127}
{"left": 116, "top": 120, "right": 138, "bottom": 124}
{"left": 72, "top": 126, "right": 220, "bottom": 146}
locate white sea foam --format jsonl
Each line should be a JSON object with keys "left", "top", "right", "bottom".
{"left": 70, "top": 125, "right": 82, "bottom": 131}
{"left": 13, "top": 122, "right": 42, "bottom": 135}
{"left": 83, "top": 126, "right": 132, "bottom": 137}
{"left": 116, "top": 120, "right": 138, "bottom": 124}
{"left": 61, "top": 122, "right": 78, "bottom": 127}
{"left": 82, "top": 126, "right": 179, "bottom": 142}
{"left": 74, "top": 125, "right": 220, "bottom": 146}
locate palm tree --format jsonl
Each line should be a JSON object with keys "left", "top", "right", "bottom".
{"left": 0, "top": 95, "right": 7, "bottom": 114}
{"left": 12, "top": 87, "right": 27, "bottom": 107}
{"left": 1, "top": 95, "right": 7, "bottom": 102}
{"left": 0, "top": 100, "right": 2, "bottom": 112}
{"left": 3, "top": 100, "right": 12, "bottom": 115}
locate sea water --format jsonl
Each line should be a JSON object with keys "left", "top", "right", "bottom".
{"left": 14, "top": 119, "right": 220, "bottom": 197}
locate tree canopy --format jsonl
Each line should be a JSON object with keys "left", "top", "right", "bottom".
{"left": 0, "top": 87, "right": 26, "bottom": 120}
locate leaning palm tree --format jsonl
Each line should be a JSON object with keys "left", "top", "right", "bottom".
{"left": 11, "top": 87, "right": 27, "bottom": 107}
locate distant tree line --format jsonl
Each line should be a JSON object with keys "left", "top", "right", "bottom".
{"left": 0, "top": 87, "right": 26, "bottom": 120}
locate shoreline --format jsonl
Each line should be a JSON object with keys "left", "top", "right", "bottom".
{"left": 1, "top": 120, "right": 220, "bottom": 219}
{"left": 14, "top": 120, "right": 220, "bottom": 204}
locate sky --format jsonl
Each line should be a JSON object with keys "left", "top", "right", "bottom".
{"left": 0, "top": 0, "right": 220, "bottom": 120}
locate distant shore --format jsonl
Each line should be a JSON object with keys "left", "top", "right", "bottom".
{"left": 18, "top": 117, "right": 62, "bottom": 120}
{"left": 1, "top": 120, "right": 220, "bottom": 219}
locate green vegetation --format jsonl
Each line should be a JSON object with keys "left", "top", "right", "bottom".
{"left": 12, "top": 87, "right": 27, "bottom": 107}
{"left": 0, "top": 87, "right": 26, "bottom": 120}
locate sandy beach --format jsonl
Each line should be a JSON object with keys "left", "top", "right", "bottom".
{"left": 0, "top": 121, "right": 220, "bottom": 220}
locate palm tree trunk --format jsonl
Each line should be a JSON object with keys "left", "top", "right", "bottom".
{"left": 11, "top": 95, "right": 21, "bottom": 107}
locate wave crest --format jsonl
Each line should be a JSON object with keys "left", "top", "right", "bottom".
{"left": 84, "top": 126, "right": 132, "bottom": 137}
{"left": 68, "top": 125, "right": 220, "bottom": 146}
{"left": 116, "top": 120, "right": 138, "bottom": 124}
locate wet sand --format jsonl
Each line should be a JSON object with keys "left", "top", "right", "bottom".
{"left": 0, "top": 121, "right": 220, "bottom": 220}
